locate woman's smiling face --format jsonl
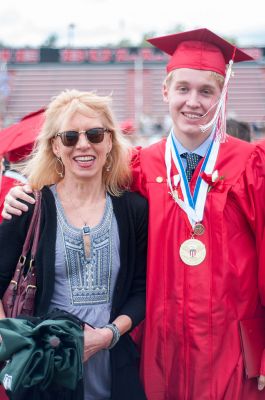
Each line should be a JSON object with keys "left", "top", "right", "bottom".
{"left": 52, "top": 111, "right": 112, "bottom": 184}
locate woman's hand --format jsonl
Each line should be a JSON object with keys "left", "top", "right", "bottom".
{"left": 2, "top": 184, "right": 35, "bottom": 220}
{"left": 83, "top": 325, "right": 113, "bottom": 362}
{"left": 83, "top": 315, "right": 132, "bottom": 361}
{"left": 258, "top": 375, "right": 265, "bottom": 391}
{"left": 0, "top": 301, "right": 6, "bottom": 320}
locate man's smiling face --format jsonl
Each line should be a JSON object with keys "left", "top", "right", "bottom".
{"left": 163, "top": 68, "right": 222, "bottom": 142}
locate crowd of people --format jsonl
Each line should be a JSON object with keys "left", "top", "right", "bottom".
{"left": 1, "top": 27, "right": 265, "bottom": 400}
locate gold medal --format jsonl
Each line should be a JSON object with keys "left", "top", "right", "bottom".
{"left": 179, "top": 238, "right": 206, "bottom": 266}
{"left": 193, "top": 223, "right": 205, "bottom": 236}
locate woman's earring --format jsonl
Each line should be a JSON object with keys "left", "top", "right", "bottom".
{"left": 55, "top": 156, "right": 65, "bottom": 178}
{"left": 105, "top": 152, "right": 113, "bottom": 172}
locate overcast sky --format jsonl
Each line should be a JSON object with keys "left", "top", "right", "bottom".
{"left": 1, "top": 0, "right": 265, "bottom": 48}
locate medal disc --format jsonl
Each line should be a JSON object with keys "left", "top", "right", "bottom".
{"left": 179, "top": 238, "right": 206, "bottom": 266}
{"left": 193, "top": 223, "right": 205, "bottom": 236}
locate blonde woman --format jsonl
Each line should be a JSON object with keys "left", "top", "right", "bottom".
{"left": 0, "top": 89, "right": 147, "bottom": 400}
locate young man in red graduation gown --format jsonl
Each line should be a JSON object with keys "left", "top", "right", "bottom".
{"left": 2, "top": 29, "right": 265, "bottom": 400}
{"left": 130, "top": 29, "right": 265, "bottom": 399}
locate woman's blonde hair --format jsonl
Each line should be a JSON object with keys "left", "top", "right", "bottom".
{"left": 23, "top": 89, "right": 132, "bottom": 196}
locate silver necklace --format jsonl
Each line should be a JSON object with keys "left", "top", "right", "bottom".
{"left": 57, "top": 187, "right": 104, "bottom": 259}
{"left": 67, "top": 202, "right": 91, "bottom": 258}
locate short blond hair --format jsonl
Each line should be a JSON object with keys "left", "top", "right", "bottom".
{"left": 23, "top": 89, "right": 131, "bottom": 196}
{"left": 163, "top": 69, "right": 225, "bottom": 89}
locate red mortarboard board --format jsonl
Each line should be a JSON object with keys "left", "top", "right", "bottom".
{"left": 147, "top": 28, "right": 253, "bottom": 76}
{"left": 0, "top": 108, "right": 44, "bottom": 160}
{"left": 5, "top": 142, "right": 34, "bottom": 163}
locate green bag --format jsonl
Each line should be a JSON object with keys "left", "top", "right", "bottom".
{"left": 0, "top": 314, "right": 83, "bottom": 394}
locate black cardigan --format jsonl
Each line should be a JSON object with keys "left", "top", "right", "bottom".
{"left": 0, "top": 186, "right": 148, "bottom": 400}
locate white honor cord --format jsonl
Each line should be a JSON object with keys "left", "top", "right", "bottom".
{"left": 165, "top": 131, "right": 220, "bottom": 228}
{"left": 194, "top": 138, "right": 220, "bottom": 221}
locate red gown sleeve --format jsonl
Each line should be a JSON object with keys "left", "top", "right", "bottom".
{"left": 232, "top": 142, "right": 265, "bottom": 247}
{"left": 232, "top": 142, "right": 265, "bottom": 377}
{"left": 253, "top": 143, "right": 265, "bottom": 305}
{"left": 130, "top": 146, "right": 148, "bottom": 198}
{"left": 0, "top": 176, "right": 18, "bottom": 223}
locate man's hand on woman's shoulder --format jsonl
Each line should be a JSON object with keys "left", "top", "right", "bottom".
{"left": 1, "top": 184, "right": 34, "bottom": 220}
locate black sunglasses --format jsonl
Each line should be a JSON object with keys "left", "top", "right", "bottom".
{"left": 55, "top": 127, "right": 110, "bottom": 146}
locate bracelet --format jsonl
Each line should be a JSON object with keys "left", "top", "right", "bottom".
{"left": 104, "top": 323, "right": 121, "bottom": 349}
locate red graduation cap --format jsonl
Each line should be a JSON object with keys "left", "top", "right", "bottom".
{"left": 0, "top": 108, "right": 45, "bottom": 161}
{"left": 147, "top": 28, "right": 253, "bottom": 76}
{"left": 5, "top": 142, "right": 35, "bottom": 163}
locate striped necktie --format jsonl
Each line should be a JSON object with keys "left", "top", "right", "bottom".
{"left": 181, "top": 153, "right": 202, "bottom": 182}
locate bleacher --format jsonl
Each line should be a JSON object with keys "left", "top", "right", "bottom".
{"left": 5, "top": 61, "right": 265, "bottom": 128}
{"left": 147, "top": 63, "right": 265, "bottom": 124}
{"left": 7, "top": 65, "right": 134, "bottom": 122}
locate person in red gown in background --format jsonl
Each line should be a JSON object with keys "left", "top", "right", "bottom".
{"left": 0, "top": 175, "right": 17, "bottom": 223}
{"left": 2, "top": 29, "right": 265, "bottom": 399}
{"left": 0, "top": 144, "right": 31, "bottom": 223}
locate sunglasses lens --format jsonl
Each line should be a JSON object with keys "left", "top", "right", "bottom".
{"left": 62, "top": 131, "right": 79, "bottom": 146}
{"left": 58, "top": 128, "right": 108, "bottom": 146}
{"left": 86, "top": 128, "right": 105, "bottom": 143}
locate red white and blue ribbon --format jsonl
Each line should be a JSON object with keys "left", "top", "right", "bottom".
{"left": 165, "top": 128, "right": 220, "bottom": 229}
